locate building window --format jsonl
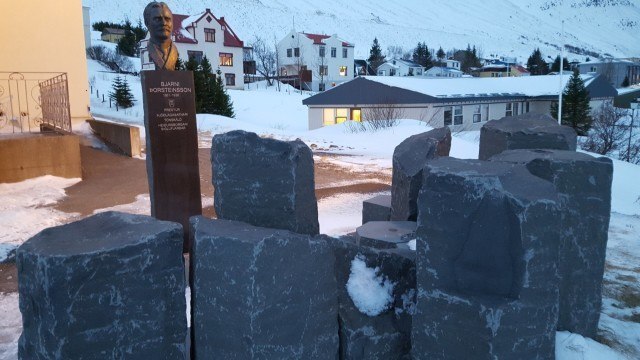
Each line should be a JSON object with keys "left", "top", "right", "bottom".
{"left": 514, "top": 102, "right": 519, "bottom": 115}
{"left": 294, "top": 47, "right": 300, "bottom": 57}
{"left": 454, "top": 106, "right": 463, "bottom": 125}
{"left": 319, "top": 46, "right": 326, "bottom": 58}
{"left": 339, "top": 66, "right": 348, "bottom": 76}
{"left": 343, "top": 48, "right": 348, "bottom": 58}
{"left": 590, "top": 66, "right": 597, "bottom": 72}
{"left": 473, "top": 105, "right": 481, "bottom": 123}
{"left": 335, "top": 108, "right": 348, "bottom": 124}
{"left": 351, "top": 108, "right": 361, "bottom": 122}
{"left": 287, "top": 48, "right": 292, "bottom": 57}
{"left": 187, "top": 51, "right": 203, "bottom": 64}
{"left": 483, "top": 104, "right": 489, "bottom": 121}
{"left": 525, "top": 102, "right": 530, "bottom": 113}
{"left": 220, "top": 52, "right": 233, "bottom": 66}
{"left": 506, "top": 103, "right": 513, "bottom": 116}
{"left": 378, "top": 70, "right": 386, "bottom": 76}
{"left": 323, "top": 108, "right": 334, "bottom": 126}
{"left": 204, "top": 28, "right": 215, "bottom": 42}
{"left": 331, "top": 47, "right": 336, "bottom": 58}
{"left": 225, "top": 73, "right": 235, "bottom": 86}
{"left": 319, "top": 65, "right": 328, "bottom": 76}
{"left": 444, "top": 107, "right": 452, "bottom": 126}
{"left": 319, "top": 83, "right": 326, "bottom": 91}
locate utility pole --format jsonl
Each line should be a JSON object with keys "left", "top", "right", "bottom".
{"left": 558, "top": 20, "right": 565, "bottom": 125}
{"left": 629, "top": 99, "right": 639, "bottom": 162}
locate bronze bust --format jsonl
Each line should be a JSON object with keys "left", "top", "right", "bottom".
{"left": 143, "top": 1, "right": 179, "bottom": 70}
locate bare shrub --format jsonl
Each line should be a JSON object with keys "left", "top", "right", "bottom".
{"left": 86, "top": 45, "right": 135, "bottom": 73}
{"left": 582, "top": 102, "right": 628, "bottom": 155}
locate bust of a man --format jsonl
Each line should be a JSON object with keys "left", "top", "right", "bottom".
{"left": 143, "top": 1, "right": 179, "bottom": 70}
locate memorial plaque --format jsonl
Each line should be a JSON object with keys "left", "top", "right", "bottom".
{"left": 142, "top": 70, "right": 202, "bottom": 252}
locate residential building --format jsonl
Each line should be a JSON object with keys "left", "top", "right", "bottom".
{"left": 578, "top": 59, "right": 640, "bottom": 88}
{"left": 101, "top": 28, "right": 125, "bottom": 43}
{"left": 139, "top": 8, "right": 245, "bottom": 90}
{"left": 302, "top": 74, "right": 615, "bottom": 130}
{"left": 475, "top": 64, "right": 530, "bottom": 77}
{"left": 277, "top": 30, "right": 354, "bottom": 91}
{"left": 354, "top": 59, "right": 375, "bottom": 76}
{"left": 424, "top": 59, "right": 463, "bottom": 78}
{"left": 377, "top": 59, "right": 424, "bottom": 76}
{"left": 83, "top": 6, "right": 91, "bottom": 48}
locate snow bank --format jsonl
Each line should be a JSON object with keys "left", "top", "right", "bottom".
{"left": 346, "top": 255, "right": 395, "bottom": 317}
{"left": 556, "top": 331, "right": 627, "bottom": 360}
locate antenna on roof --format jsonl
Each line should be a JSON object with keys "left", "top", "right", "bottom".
{"left": 292, "top": 16, "right": 296, "bottom": 31}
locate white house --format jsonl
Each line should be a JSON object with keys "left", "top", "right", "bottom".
{"left": 424, "top": 59, "right": 463, "bottom": 78}
{"left": 277, "top": 30, "right": 354, "bottom": 91}
{"left": 140, "top": 8, "right": 245, "bottom": 90}
{"left": 302, "top": 74, "right": 617, "bottom": 130}
{"left": 377, "top": 59, "right": 424, "bottom": 76}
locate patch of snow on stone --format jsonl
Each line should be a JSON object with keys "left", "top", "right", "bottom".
{"left": 346, "top": 255, "right": 394, "bottom": 316}
{"left": 407, "top": 239, "right": 416, "bottom": 251}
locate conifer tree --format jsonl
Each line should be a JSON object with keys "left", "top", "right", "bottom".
{"left": 212, "top": 68, "right": 235, "bottom": 118}
{"left": 109, "top": 75, "right": 135, "bottom": 109}
{"left": 412, "top": 42, "right": 433, "bottom": 69}
{"left": 367, "top": 38, "right": 385, "bottom": 73}
{"left": 174, "top": 57, "right": 184, "bottom": 71}
{"left": 185, "top": 57, "right": 206, "bottom": 112}
{"left": 436, "top": 47, "right": 446, "bottom": 65}
{"left": 199, "top": 56, "right": 217, "bottom": 114}
{"left": 550, "top": 55, "right": 571, "bottom": 73}
{"left": 551, "top": 69, "right": 592, "bottom": 135}
{"left": 116, "top": 20, "right": 137, "bottom": 57}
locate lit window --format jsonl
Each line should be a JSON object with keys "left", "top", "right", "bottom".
{"left": 225, "top": 73, "right": 235, "bottom": 86}
{"left": 473, "top": 105, "right": 481, "bottom": 123}
{"left": 287, "top": 49, "right": 292, "bottom": 57}
{"left": 339, "top": 66, "right": 347, "bottom": 76}
{"left": 219, "top": 53, "right": 233, "bottom": 66}
{"left": 454, "top": 106, "right": 463, "bottom": 125}
{"left": 323, "top": 109, "right": 334, "bottom": 125}
{"left": 336, "top": 108, "right": 348, "bottom": 123}
{"left": 204, "top": 28, "right": 215, "bottom": 42}
{"left": 342, "top": 48, "right": 348, "bottom": 58}
{"left": 319, "top": 46, "right": 325, "bottom": 58}
{"left": 331, "top": 47, "right": 336, "bottom": 58}
{"left": 351, "top": 108, "right": 361, "bottom": 122}
{"left": 294, "top": 47, "right": 300, "bottom": 57}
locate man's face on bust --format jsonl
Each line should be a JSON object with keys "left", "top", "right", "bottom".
{"left": 147, "top": 5, "right": 173, "bottom": 42}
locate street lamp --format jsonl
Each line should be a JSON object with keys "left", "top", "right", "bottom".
{"left": 629, "top": 98, "right": 639, "bottom": 162}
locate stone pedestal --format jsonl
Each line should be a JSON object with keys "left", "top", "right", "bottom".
{"left": 478, "top": 113, "right": 577, "bottom": 160}
{"left": 142, "top": 70, "right": 202, "bottom": 252}
{"left": 490, "top": 149, "right": 613, "bottom": 337}
{"left": 412, "top": 158, "right": 561, "bottom": 359}
{"left": 362, "top": 194, "right": 391, "bottom": 224}
{"left": 356, "top": 221, "right": 416, "bottom": 249}
{"left": 17, "top": 211, "right": 187, "bottom": 359}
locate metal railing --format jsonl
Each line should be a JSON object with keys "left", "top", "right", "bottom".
{"left": 0, "top": 72, "right": 72, "bottom": 134}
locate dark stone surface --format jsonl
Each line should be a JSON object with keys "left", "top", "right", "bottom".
{"left": 190, "top": 217, "right": 337, "bottom": 359}
{"left": 328, "top": 236, "right": 415, "bottom": 360}
{"left": 212, "top": 130, "right": 319, "bottom": 235}
{"left": 490, "top": 149, "right": 613, "bottom": 338}
{"left": 391, "top": 127, "right": 451, "bottom": 221}
{"left": 412, "top": 158, "right": 561, "bottom": 360}
{"left": 478, "top": 113, "right": 577, "bottom": 160}
{"left": 142, "top": 70, "right": 202, "bottom": 252}
{"left": 17, "top": 211, "right": 187, "bottom": 359}
{"left": 356, "top": 221, "right": 416, "bottom": 250}
{"left": 362, "top": 194, "right": 392, "bottom": 224}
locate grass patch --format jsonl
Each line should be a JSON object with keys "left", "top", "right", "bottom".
{"left": 619, "top": 286, "right": 640, "bottom": 308}
{"left": 625, "top": 313, "right": 640, "bottom": 323}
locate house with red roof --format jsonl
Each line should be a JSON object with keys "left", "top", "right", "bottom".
{"left": 140, "top": 8, "right": 246, "bottom": 90}
{"left": 277, "top": 30, "right": 354, "bottom": 92}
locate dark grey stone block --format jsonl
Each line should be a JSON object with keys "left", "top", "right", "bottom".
{"left": 391, "top": 127, "right": 451, "bottom": 221}
{"left": 190, "top": 217, "right": 338, "bottom": 359}
{"left": 412, "top": 158, "right": 561, "bottom": 360}
{"left": 478, "top": 113, "right": 577, "bottom": 160}
{"left": 490, "top": 149, "right": 613, "bottom": 338}
{"left": 356, "top": 221, "right": 416, "bottom": 250}
{"left": 17, "top": 211, "right": 187, "bottom": 359}
{"left": 328, "top": 236, "right": 415, "bottom": 360}
{"left": 362, "top": 194, "right": 391, "bottom": 224}
{"left": 212, "top": 130, "right": 319, "bottom": 235}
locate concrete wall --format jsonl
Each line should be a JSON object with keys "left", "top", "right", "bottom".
{"left": 87, "top": 119, "right": 141, "bottom": 157}
{"left": 0, "top": 133, "right": 81, "bottom": 183}
{"left": 2, "top": 0, "right": 90, "bottom": 122}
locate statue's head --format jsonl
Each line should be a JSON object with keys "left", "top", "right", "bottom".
{"left": 143, "top": 2, "right": 173, "bottom": 43}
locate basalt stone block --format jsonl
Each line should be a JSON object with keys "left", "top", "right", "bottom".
{"left": 478, "top": 113, "right": 577, "bottom": 160}
{"left": 490, "top": 149, "right": 613, "bottom": 338}
{"left": 329, "top": 236, "right": 416, "bottom": 360}
{"left": 17, "top": 211, "right": 187, "bottom": 359}
{"left": 356, "top": 221, "right": 416, "bottom": 250}
{"left": 412, "top": 158, "right": 561, "bottom": 360}
{"left": 362, "top": 194, "right": 392, "bottom": 224}
{"left": 190, "top": 217, "right": 337, "bottom": 359}
{"left": 212, "top": 130, "right": 319, "bottom": 235}
{"left": 391, "top": 127, "right": 451, "bottom": 221}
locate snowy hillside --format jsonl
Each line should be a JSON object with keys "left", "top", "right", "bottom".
{"left": 82, "top": 0, "right": 640, "bottom": 62}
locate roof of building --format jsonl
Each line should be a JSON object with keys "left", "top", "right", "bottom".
{"left": 301, "top": 32, "right": 354, "bottom": 47}
{"left": 102, "top": 28, "right": 125, "bottom": 35}
{"left": 425, "top": 67, "right": 463, "bottom": 74}
{"left": 172, "top": 9, "right": 244, "bottom": 47}
{"left": 302, "top": 74, "right": 616, "bottom": 106}
{"left": 386, "top": 59, "right": 423, "bottom": 68}
{"left": 579, "top": 59, "right": 638, "bottom": 66}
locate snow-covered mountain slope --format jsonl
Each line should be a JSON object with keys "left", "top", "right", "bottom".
{"left": 83, "top": 0, "right": 639, "bottom": 62}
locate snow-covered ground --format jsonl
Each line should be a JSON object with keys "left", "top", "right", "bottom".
{"left": 1, "top": 58, "right": 640, "bottom": 359}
